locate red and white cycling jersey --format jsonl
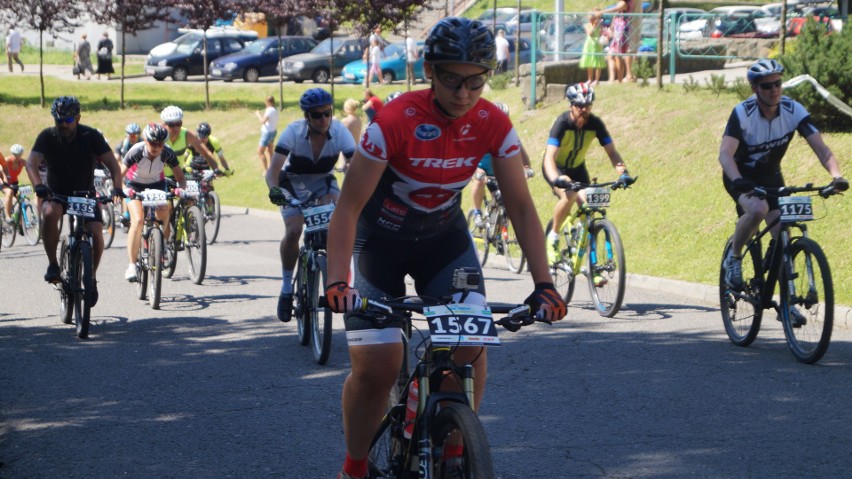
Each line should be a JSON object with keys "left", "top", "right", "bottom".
{"left": 359, "top": 89, "right": 522, "bottom": 239}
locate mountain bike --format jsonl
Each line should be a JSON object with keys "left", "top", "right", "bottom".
{"left": 288, "top": 198, "right": 334, "bottom": 365}
{"left": 331, "top": 272, "right": 547, "bottom": 479}
{"left": 130, "top": 189, "right": 171, "bottom": 310}
{"left": 1, "top": 184, "right": 41, "bottom": 248}
{"left": 93, "top": 169, "right": 118, "bottom": 249}
{"left": 163, "top": 184, "right": 207, "bottom": 284}
{"left": 52, "top": 192, "right": 111, "bottom": 339}
{"left": 466, "top": 175, "right": 525, "bottom": 274}
{"left": 546, "top": 178, "right": 633, "bottom": 317}
{"left": 719, "top": 182, "right": 840, "bottom": 364}
{"left": 186, "top": 168, "right": 226, "bottom": 245}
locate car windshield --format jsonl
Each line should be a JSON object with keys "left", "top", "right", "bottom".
{"left": 311, "top": 38, "right": 348, "bottom": 55}
{"left": 384, "top": 44, "right": 404, "bottom": 59}
{"left": 173, "top": 33, "right": 203, "bottom": 55}
{"left": 241, "top": 40, "right": 270, "bottom": 55}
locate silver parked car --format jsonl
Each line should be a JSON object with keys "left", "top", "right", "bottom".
{"left": 277, "top": 37, "right": 368, "bottom": 83}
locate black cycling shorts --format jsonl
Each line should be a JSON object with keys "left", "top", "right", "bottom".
{"left": 723, "top": 170, "right": 784, "bottom": 217}
{"left": 547, "top": 165, "right": 591, "bottom": 190}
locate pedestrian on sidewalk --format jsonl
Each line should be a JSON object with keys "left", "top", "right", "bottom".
{"left": 96, "top": 32, "right": 114, "bottom": 80}
{"left": 6, "top": 25, "right": 24, "bottom": 72}
{"left": 73, "top": 33, "right": 94, "bottom": 80}
{"left": 256, "top": 95, "right": 279, "bottom": 176}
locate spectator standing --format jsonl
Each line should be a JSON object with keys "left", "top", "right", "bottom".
{"left": 363, "top": 38, "right": 385, "bottom": 87}
{"left": 256, "top": 95, "right": 279, "bottom": 175}
{"left": 6, "top": 25, "right": 24, "bottom": 72}
{"left": 361, "top": 89, "right": 383, "bottom": 122}
{"left": 579, "top": 10, "right": 606, "bottom": 85}
{"left": 495, "top": 29, "right": 510, "bottom": 74}
{"left": 338, "top": 99, "right": 362, "bottom": 173}
{"left": 404, "top": 33, "right": 419, "bottom": 86}
{"left": 602, "top": 0, "right": 634, "bottom": 83}
{"left": 74, "top": 33, "right": 94, "bottom": 80}
{"left": 96, "top": 32, "right": 114, "bottom": 80}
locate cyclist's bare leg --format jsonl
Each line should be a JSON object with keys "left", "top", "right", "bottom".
{"left": 470, "top": 170, "right": 487, "bottom": 212}
{"left": 281, "top": 214, "right": 304, "bottom": 270}
{"left": 444, "top": 346, "right": 488, "bottom": 411}
{"left": 2, "top": 189, "right": 12, "bottom": 219}
{"left": 155, "top": 206, "right": 170, "bottom": 240}
{"left": 552, "top": 188, "right": 577, "bottom": 233}
{"left": 732, "top": 195, "right": 769, "bottom": 256}
{"left": 41, "top": 200, "right": 63, "bottom": 266}
{"left": 126, "top": 200, "right": 144, "bottom": 264}
{"left": 343, "top": 342, "right": 405, "bottom": 460}
{"left": 257, "top": 144, "right": 269, "bottom": 174}
{"left": 86, "top": 221, "right": 104, "bottom": 278}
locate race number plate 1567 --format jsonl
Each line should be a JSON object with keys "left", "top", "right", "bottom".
{"left": 424, "top": 304, "right": 500, "bottom": 347}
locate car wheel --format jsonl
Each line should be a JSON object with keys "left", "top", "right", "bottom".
{"left": 172, "top": 67, "right": 189, "bottom": 81}
{"left": 223, "top": 79, "right": 233, "bottom": 83}
{"left": 382, "top": 70, "right": 395, "bottom": 84}
{"left": 312, "top": 68, "right": 330, "bottom": 83}
{"left": 244, "top": 67, "right": 260, "bottom": 82}
{"left": 154, "top": 76, "right": 165, "bottom": 81}
{"left": 293, "top": 79, "right": 305, "bottom": 83}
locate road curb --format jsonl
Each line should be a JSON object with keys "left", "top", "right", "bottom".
{"left": 223, "top": 204, "right": 850, "bottom": 329}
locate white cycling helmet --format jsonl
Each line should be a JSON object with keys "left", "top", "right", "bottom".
{"left": 160, "top": 105, "right": 184, "bottom": 123}
{"left": 10, "top": 144, "right": 24, "bottom": 156}
{"left": 493, "top": 101, "right": 510, "bottom": 115}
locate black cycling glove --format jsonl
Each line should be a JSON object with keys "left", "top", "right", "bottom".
{"left": 268, "top": 187, "right": 290, "bottom": 206}
{"left": 110, "top": 187, "right": 126, "bottom": 199}
{"left": 553, "top": 178, "right": 571, "bottom": 189}
{"left": 732, "top": 177, "right": 755, "bottom": 194}
{"left": 831, "top": 176, "right": 849, "bottom": 192}
{"left": 34, "top": 184, "right": 51, "bottom": 198}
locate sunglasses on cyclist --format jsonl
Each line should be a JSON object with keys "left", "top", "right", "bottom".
{"left": 433, "top": 65, "right": 489, "bottom": 92}
{"left": 147, "top": 141, "right": 165, "bottom": 148}
{"left": 55, "top": 116, "right": 76, "bottom": 124}
{"left": 758, "top": 80, "right": 782, "bottom": 90}
{"left": 165, "top": 121, "right": 182, "bottom": 128}
{"left": 571, "top": 102, "right": 593, "bottom": 110}
{"left": 308, "top": 109, "right": 333, "bottom": 120}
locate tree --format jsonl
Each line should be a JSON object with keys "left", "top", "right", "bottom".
{"left": 172, "top": 0, "right": 239, "bottom": 109}
{"left": 89, "top": 0, "right": 172, "bottom": 109}
{"left": 0, "top": 0, "right": 84, "bottom": 107}
{"left": 247, "top": 0, "right": 303, "bottom": 109}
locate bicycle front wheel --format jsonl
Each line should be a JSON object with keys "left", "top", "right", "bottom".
{"left": 183, "top": 205, "right": 207, "bottom": 284}
{"left": 545, "top": 219, "right": 576, "bottom": 304}
{"left": 204, "top": 191, "right": 221, "bottom": 245}
{"left": 73, "top": 242, "right": 94, "bottom": 339}
{"left": 1, "top": 208, "right": 16, "bottom": 248}
{"left": 588, "top": 219, "right": 626, "bottom": 317}
{"left": 295, "top": 252, "right": 311, "bottom": 346}
{"left": 368, "top": 405, "right": 408, "bottom": 478}
{"left": 311, "top": 254, "right": 333, "bottom": 365}
{"left": 148, "top": 228, "right": 164, "bottom": 310}
{"left": 500, "top": 215, "right": 526, "bottom": 274}
{"left": 430, "top": 402, "right": 495, "bottom": 479}
{"left": 22, "top": 202, "right": 41, "bottom": 246}
{"left": 719, "top": 238, "right": 763, "bottom": 347}
{"left": 59, "top": 238, "right": 73, "bottom": 324}
{"left": 781, "top": 237, "right": 833, "bottom": 364}
{"left": 100, "top": 202, "right": 115, "bottom": 249}
{"left": 163, "top": 219, "right": 177, "bottom": 279}
{"left": 137, "top": 234, "right": 149, "bottom": 300}
{"left": 467, "top": 210, "right": 489, "bottom": 266}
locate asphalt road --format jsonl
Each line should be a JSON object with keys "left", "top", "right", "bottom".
{"left": 2, "top": 209, "right": 852, "bottom": 478}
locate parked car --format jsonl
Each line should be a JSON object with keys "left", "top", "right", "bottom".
{"left": 278, "top": 37, "right": 368, "bottom": 83}
{"left": 506, "top": 9, "right": 539, "bottom": 35}
{"left": 786, "top": 15, "right": 835, "bottom": 36}
{"left": 678, "top": 6, "right": 765, "bottom": 39}
{"left": 502, "top": 37, "right": 543, "bottom": 68}
{"left": 477, "top": 8, "right": 517, "bottom": 25}
{"left": 209, "top": 36, "right": 317, "bottom": 82}
{"left": 538, "top": 15, "right": 586, "bottom": 53}
{"left": 145, "top": 28, "right": 257, "bottom": 81}
{"left": 341, "top": 41, "right": 425, "bottom": 84}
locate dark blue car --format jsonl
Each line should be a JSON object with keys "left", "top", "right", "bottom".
{"left": 209, "top": 36, "right": 318, "bottom": 82}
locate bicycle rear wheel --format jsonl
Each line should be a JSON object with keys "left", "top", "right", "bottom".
{"left": 311, "top": 254, "right": 333, "bottom": 365}
{"left": 59, "top": 238, "right": 73, "bottom": 324}
{"left": 22, "top": 202, "right": 41, "bottom": 246}
{"left": 73, "top": 242, "right": 93, "bottom": 339}
{"left": 204, "top": 191, "right": 221, "bottom": 245}
{"left": 467, "top": 210, "right": 489, "bottom": 267}
{"left": 719, "top": 238, "right": 763, "bottom": 347}
{"left": 588, "top": 219, "right": 626, "bottom": 317}
{"left": 100, "top": 202, "right": 115, "bottom": 249}
{"left": 368, "top": 404, "right": 409, "bottom": 478}
{"left": 781, "top": 237, "right": 833, "bottom": 364}
{"left": 500, "top": 214, "right": 526, "bottom": 274}
{"left": 430, "top": 402, "right": 495, "bottom": 479}
{"left": 1, "top": 204, "right": 16, "bottom": 247}
{"left": 294, "top": 251, "right": 311, "bottom": 345}
{"left": 545, "top": 219, "right": 576, "bottom": 304}
{"left": 183, "top": 205, "right": 207, "bottom": 284}
{"left": 148, "top": 228, "right": 164, "bottom": 310}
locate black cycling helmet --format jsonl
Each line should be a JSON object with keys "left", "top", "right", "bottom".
{"left": 196, "top": 122, "right": 212, "bottom": 138}
{"left": 747, "top": 59, "right": 784, "bottom": 84}
{"left": 142, "top": 123, "right": 169, "bottom": 143}
{"left": 565, "top": 83, "right": 595, "bottom": 105}
{"left": 50, "top": 96, "right": 81, "bottom": 120}
{"left": 299, "top": 88, "right": 333, "bottom": 112}
{"left": 125, "top": 123, "right": 142, "bottom": 135}
{"left": 424, "top": 17, "right": 497, "bottom": 70}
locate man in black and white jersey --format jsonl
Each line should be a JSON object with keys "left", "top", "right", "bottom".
{"left": 265, "top": 88, "right": 355, "bottom": 323}
{"left": 719, "top": 59, "right": 847, "bottom": 291}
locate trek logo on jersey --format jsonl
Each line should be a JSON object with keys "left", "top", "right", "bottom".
{"left": 414, "top": 124, "right": 441, "bottom": 141}
{"left": 361, "top": 130, "right": 384, "bottom": 157}
{"left": 410, "top": 157, "right": 478, "bottom": 168}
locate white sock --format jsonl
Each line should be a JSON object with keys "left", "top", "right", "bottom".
{"left": 547, "top": 231, "right": 559, "bottom": 243}
{"left": 281, "top": 270, "right": 293, "bottom": 295}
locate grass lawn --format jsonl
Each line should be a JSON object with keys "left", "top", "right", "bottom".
{"left": 0, "top": 72, "right": 849, "bottom": 305}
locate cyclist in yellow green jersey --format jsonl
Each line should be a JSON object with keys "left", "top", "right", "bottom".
{"left": 183, "top": 122, "right": 232, "bottom": 173}
{"left": 541, "top": 83, "right": 633, "bottom": 265}
{"left": 159, "top": 106, "right": 223, "bottom": 178}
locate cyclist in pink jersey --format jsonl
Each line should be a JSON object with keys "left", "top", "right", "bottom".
{"left": 323, "top": 17, "right": 567, "bottom": 479}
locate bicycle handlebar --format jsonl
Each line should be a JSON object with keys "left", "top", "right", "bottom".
{"left": 558, "top": 176, "right": 638, "bottom": 192}
{"left": 749, "top": 183, "right": 841, "bottom": 200}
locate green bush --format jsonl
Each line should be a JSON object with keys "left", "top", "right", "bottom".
{"left": 705, "top": 73, "right": 726, "bottom": 98}
{"left": 488, "top": 72, "right": 513, "bottom": 90}
{"left": 633, "top": 57, "right": 654, "bottom": 87}
{"left": 732, "top": 78, "right": 751, "bottom": 101}
{"left": 780, "top": 19, "right": 852, "bottom": 131}
{"left": 682, "top": 75, "right": 700, "bottom": 93}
